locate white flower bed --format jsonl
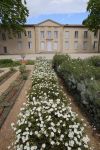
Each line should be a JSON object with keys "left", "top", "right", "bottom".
{"left": 10, "top": 59, "right": 91, "bottom": 150}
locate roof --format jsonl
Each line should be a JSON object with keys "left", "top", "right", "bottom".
{"left": 36, "top": 19, "right": 63, "bottom": 26}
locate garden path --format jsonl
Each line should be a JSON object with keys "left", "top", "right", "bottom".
{"left": 0, "top": 65, "right": 33, "bottom": 150}
{"left": 0, "top": 71, "right": 19, "bottom": 96}
{"left": 60, "top": 81, "right": 100, "bottom": 150}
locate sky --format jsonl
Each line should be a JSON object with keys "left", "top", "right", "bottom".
{"left": 26, "top": 0, "right": 89, "bottom": 24}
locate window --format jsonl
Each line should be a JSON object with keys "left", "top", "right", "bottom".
{"left": 84, "top": 31, "right": 88, "bottom": 38}
{"left": 18, "top": 41, "right": 22, "bottom": 49}
{"left": 41, "top": 31, "right": 45, "bottom": 38}
{"left": 93, "top": 41, "right": 98, "bottom": 49}
{"left": 48, "top": 31, "right": 51, "bottom": 39}
{"left": 41, "top": 42, "right": 45, "bottom": 50}
{"left": 28, "top": 31, "right": 32, "bottom": 38}
{"left": 28, "top": 41, "right": 32, "bottom": 49}
{"left": 75, "top": 31, "right": 78, "bottom": 38}
{"left": 54, "top": 31, "right": 58, "bottom": 38}
{"left": 65, "top": 31, "right": 69, "bottom": 39}
{"left": 3, "top": 46, "right": 7, "bottom": 53}
{"left": 54, "top": 42, "right": 58, "bottom": 50}
{"left": 74, "top": 41, "right": 78, "bottom": 49}
{"left": 83, "top": 41, "right": 88, "bottom": 50}
{"left": 65, "top": 41, "right": 69, "bottom": 49}
{"left": 2, "top": 33, "right": 6, "bottom": 41}
{"left": 18, "top": 32, "right": 22, "bottom": 39}
{"left": 94, "top": 32, "right": 98, "bottom": 38}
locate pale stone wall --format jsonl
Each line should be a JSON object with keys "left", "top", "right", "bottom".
{"left": 0, "top": 19, "right": 99, "bottom": 55}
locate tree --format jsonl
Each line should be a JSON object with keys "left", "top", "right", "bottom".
{"left": 0, "top": 0, "right": 29, "bottom": 33}
{"left": 83, "top": 0, "right": 100, "bottom": 52}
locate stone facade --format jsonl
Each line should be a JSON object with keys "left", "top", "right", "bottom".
{"left": 0, "top": 19, "right": 99, "bottom": 55}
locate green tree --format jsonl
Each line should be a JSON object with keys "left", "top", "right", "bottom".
{"left": 83, "top": 0, "right": 100, "bottom": 52}
{"left": 0, "top": 0, "right": 29, "bottom": 33}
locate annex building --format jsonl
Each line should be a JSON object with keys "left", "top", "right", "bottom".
{"left": 0, "top": 19, "right": 99, "bottom": 55}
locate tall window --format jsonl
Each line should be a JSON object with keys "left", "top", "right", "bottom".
{"left": 3, "top": 46, "right": 7, "bottom": 53}
{"left": 54, "top": 42, "right": 58, "bottom": 50}
{"left": 48, "top": 31, "right": 51, "bottom": 39}
{"left": 74, "top": 41, "right": 78, "bottom": 49}
{"left": 41, "top": 31, "right": 45, "bottom": 38}
{"left": 28, "top": 41, "right": 32, "bottom": 49}
{"left": 2, "top": 33, "right": 6, "bottom": 41}
{"left": 93, "top": 41, "right": 98, "bottom": 49}
{"left": 65, "top": 41, "right": 69, "bottom": 49}
{"left": 28, "top": 31, "right": 32, "bottom": 38}
{"left": 94, "top": 32, "right": 98, "bottom": 38}
{"left": 18, "top": 32, "right": 22, "bottom": 39}
{"left": 84, "top": 31, "right": 88, "bottom": 38}
{"left": 18, "top": 41, "right": 22, "bottom": 49}
{"left": 75, "top": 31, "right": 78, "bottom": 38}
{"left": 41, "top": 41, "right": 45, "bottom": 50}
{"left": 83, "top": 41, "right": 88, "bottom": 50}
{"left": 54, "top": 31, "right": 58, "bottom": 38}
{"left": 65, "top": 31, "right": 69, "bottom": 39}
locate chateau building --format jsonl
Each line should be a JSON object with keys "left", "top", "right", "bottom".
{"left": 0, "top": 19, "right": 99, "bottom": 54}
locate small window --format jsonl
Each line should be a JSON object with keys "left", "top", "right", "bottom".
{"left": 74, "top": 41, "right": 78, "bottom": 49}
{"left": 4, "top": 46, "right": 7, "bottom": 53}
{"left": 18, "top": 32, "right": 22, "bottom": 39}
{"left": 41, "top": 41, "right": 45, "bottom": 50}
{"left": 65, "top": 41, "right": 69, "bottom": 49}
{"left": 28, "top": 42, "right": 32, "bottom": 49}
{"left": 41, "top": 31, "right": 45, "bottom": 38}
{"left": 28, "top": 31, "right": 32, "bottom": 38}
{"left": 93, "top": 41, "right": 98, "bottom": 49}
{"left": 2, "top": 33, "right": 6, "bottom": 41}
{"left": 83, "top": 41, "right": 88, "bottom": 50}
{"left": 65, "top": 31, "right": 69, "bottom": 39}
{"left": 84, "top": 31, "right": 88, "bottom": 38}
{"left": 48, "top": 31, "right": 51, "bottom": 39}
{"left": 54, "top": 42, "right": 58, "bottom": 50}
{"left": 18, "top": 41, "right": 22, "bottom": 49}
{"left": 75, "top": 31, "right": 78, "bottom": 38}
{"left": 54, "top": 31, "right": 58, "bottom": 38}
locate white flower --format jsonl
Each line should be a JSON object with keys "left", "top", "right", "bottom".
{"left": 41, "top": 143, "right": 46, "bottom": 148}
{"left": 51, "top": 132, "right": 54, "bottom": 137}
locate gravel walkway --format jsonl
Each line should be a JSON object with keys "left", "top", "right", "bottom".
{"left": 0, "top": 66, "right": 33, "bottom": 150}
{"left": 0, "top": 71, "right": 19, "bottom": 96}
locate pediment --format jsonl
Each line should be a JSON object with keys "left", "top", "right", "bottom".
{"left": 37, "top": 19, "right": 62, "bottom": 27}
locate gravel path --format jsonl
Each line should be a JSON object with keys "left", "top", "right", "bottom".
{"left": 0, "top": 71, "right": 19, "bottom": 96}
{"left": 0, "top": 66, "right": 33, "bottom": 150}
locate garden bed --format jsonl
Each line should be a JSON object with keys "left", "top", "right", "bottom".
{"left": 53, "top": 54, "right": 100, "bottom": 133}
{"left": 0, "top": 70, "right": 30, "bottom": 128}
{"left": 10, "top": 59, "right": 91, "bottom": 150}
{"left": 0, "top": 70, "right": 16, "bottom": 85}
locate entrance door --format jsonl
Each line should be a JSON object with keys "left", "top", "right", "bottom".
{"left": 47, "top": 41, "right": 52, "bottom": 51}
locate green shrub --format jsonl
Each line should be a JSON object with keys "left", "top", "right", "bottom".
{"left": 0, "top": 59, "right": 21, "bottom": 68}
{"left": 9, "top": 67, "right": 16, "bottom": 72}
{"left": 26, "top": 60, "right": 34, "bottom": 65}
{"left": 53, "top": 54, "right": 100, "bottom": 132}
{"left": 19, "top": 64, "right": 26, "bottom": 74}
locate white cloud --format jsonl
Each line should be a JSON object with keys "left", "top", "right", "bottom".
{"left": 26, "top": 0, "right": 89, "bottom": 18}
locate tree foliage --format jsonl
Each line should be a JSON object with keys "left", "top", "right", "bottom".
{"left": 0, "top": 0, "right": 29, "bottom": 33}
{"left": 83, "top": 0, "right": 100, "bottom": 33}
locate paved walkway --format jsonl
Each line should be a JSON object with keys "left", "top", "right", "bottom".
{"left": 0, "top": 66, "right": 33, "bottom": 150}
{"left": 0, "top": 71, "right": 19, "bottom": 96}
{"left": 0, "top": 53, "right": 100, "bottom": 60}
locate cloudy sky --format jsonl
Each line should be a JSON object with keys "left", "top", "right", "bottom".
{"left": 26, "top": 0, "right": 89, "bottom": 24}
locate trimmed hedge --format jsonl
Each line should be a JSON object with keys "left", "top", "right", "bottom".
{"left": 53, "top": 54, "right": 100, "bottom": 132}
{"left": 0, "top": 59, "right": 21, "bottom": 68}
